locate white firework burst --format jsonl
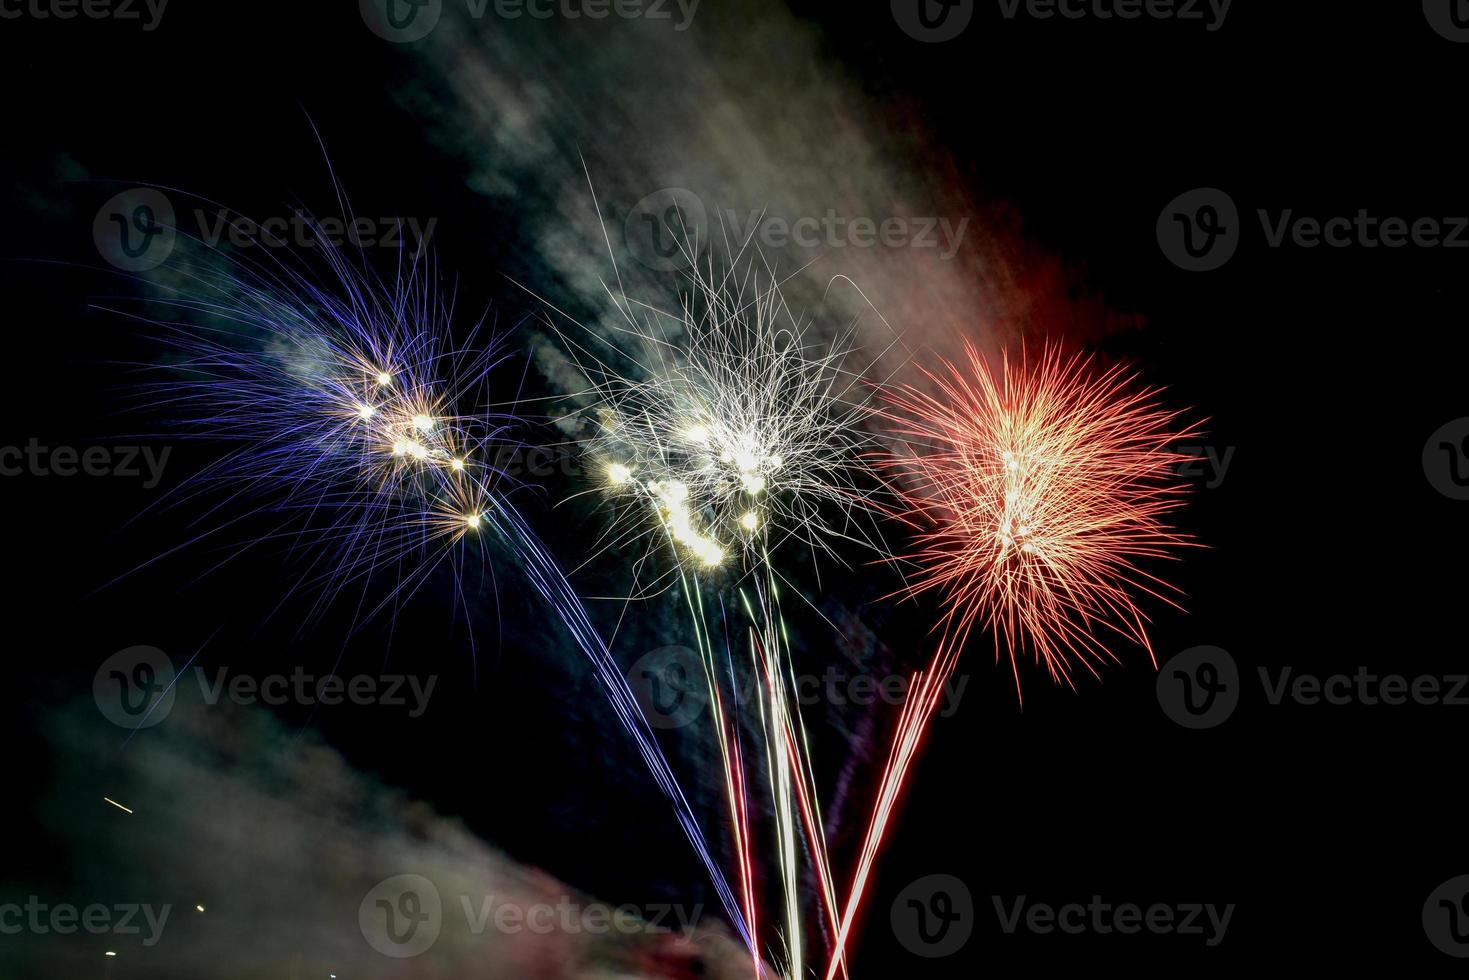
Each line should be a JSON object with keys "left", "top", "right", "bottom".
{"left": 557, "top": 253, "right": 891, "bottom": 594}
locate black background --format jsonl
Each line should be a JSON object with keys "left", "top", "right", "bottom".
{"left": 0, "top": 1, "right": 1462, "bottom": 975}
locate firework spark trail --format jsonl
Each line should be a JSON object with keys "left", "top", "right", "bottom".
{"left": 658, "top": 556, "right": 846, "bottom": 980}
{"left": 743, "top": 593, "right": 847, "bottom": 979}
{"left": 820, "top": 343, "right": 1199, "bottom": 978}
{"left": 548, "top": 209, "right": 897, "bottom": 977}
{"left": 109, "top": 214, "right": 754, "bottom": 950}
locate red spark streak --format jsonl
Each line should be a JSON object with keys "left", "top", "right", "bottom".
{"left": 824, "top": 345, "right": 1199, "bottom": 977}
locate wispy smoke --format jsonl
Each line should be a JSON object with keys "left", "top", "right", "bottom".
{"left": 7, "top": 695, "right": 751, "bottom": 978}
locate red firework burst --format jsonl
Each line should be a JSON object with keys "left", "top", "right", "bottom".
{"left": 822, "top": 346, "right": 1201, "bottom": 974}
{"left": 880, "top": 343, "right": 1201, "bottom": 698}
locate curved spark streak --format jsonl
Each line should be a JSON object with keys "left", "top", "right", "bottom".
{"left": 111, "top": 216, "right": 753, "bottom": 950}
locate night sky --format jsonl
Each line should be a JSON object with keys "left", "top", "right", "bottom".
{"left": 1, "top": 2, "right": 1464, "bottom": 976}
